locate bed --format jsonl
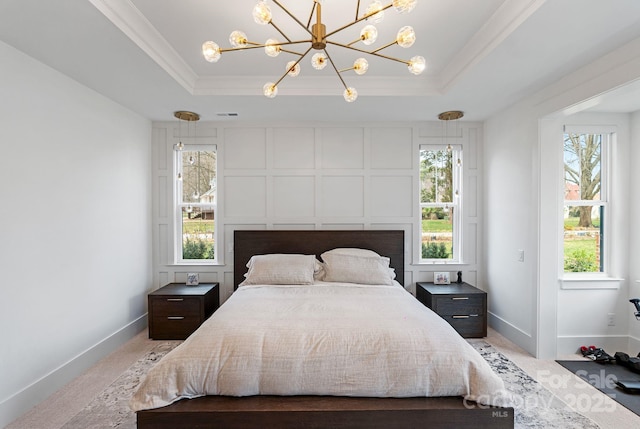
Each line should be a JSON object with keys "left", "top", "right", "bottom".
{"left": 134, "top": 230, "right": 514, "bottom": 428}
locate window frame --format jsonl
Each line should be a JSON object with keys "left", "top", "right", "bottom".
{"left": 174, "top": 143, "right": 218, "bottom": 265}
{"left": 418, "top": 144, "right": 463, "bottom": 264}
{"left": 561, "top": 126, "right": 612, "bottom": 277}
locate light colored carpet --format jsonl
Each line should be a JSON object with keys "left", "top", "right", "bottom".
{"left": 8, "top": 329, "right": 640, "bottom": 429}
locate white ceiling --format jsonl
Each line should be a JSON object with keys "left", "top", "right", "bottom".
{"left": 1, "top": 0, "right": 639, "bottom": 122}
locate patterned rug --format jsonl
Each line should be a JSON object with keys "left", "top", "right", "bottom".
{"left": 60, "top": 341, "right": 599, "bottom": 429}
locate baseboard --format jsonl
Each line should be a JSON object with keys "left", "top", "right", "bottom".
{"left": 0, "top": 314, "right": 148, "bottom": 428}
{"left": 488, "top": 311, "right": 535, "bottom": 355}
{"left": 629, "top": 335, "right": 640, "bottom": 353}
{"left": 557, "top": 334, "right": 630, "bottom": 356}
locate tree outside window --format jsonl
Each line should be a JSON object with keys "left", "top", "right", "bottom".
{"left": 176, "top": 146, "right": 217, "bottom": 263}
{"left": 563, "top": 132, "right": 606, "bottom": 273}
{"left": 419, "top": 146, "right": 461, "bottom": 262}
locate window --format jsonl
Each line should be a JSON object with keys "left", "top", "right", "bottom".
{"left": 419, "top": 145, "right": 462, "bottom": 262}
{"left": 562, "top": 129, "right": 610, "bottom": 273}
{"left": 175, "top": 145, "right": 217, "bottom": 263}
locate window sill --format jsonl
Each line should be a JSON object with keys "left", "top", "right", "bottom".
{"left": 414, "top": 261, "right": 466, "bottom": 266}
{"left": 560, "top": 275, "right": 624, "bottom": 290}
{"left": 170, "top": 261, "right": 224, "bottom": 267}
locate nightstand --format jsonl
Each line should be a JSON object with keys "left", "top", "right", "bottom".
{"left": 416, "top": 282, "right": 487, "bottom": 338}
{"left": 148, "top": 282, "right": 219, "bottom": 340}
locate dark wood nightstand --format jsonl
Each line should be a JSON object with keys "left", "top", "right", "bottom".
{"left": 416, "top": 282, "right": 487, "bottom": 338}
{"left": 148, "top": 283, "right": 219, "bottom": 340}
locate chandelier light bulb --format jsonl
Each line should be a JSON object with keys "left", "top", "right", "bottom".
{"left": 408, "top": 55, "right": 426, "bottom": 75}
{"left": 202, "top": 41, "right": 221, "bottom": 62}
{"left": 264, "top": 38, "right": 281, "bottom": 57}
{"left": 393, "top": 0, "right": 417, "bottom": 14}
{"left": 353, "top": 58, "right": 369, "bottom": 75}
{"left": 177, "top": 172, "right": 182, "bottom": 181}
{"left": 343, "top": 87, "right": 358, "bottom": 103}
{"left": 366, "top": 1, "right": 385, "bottom": 23}
{"left": 286, "top": 61, "right": 300, "bottom": 77}
{"left": 263, "top": 82, "right": 278, "bottom": 98}
{"left": 396, "top": 26, "right": 416, "bottom": 48}
{"left": 253, "top": 1, "right": 272, "bottom": 25}
{"left": 360, "top": 25, "right": 378, "bottom": 45}
{"left": 176, "top": 141, "right": 184, "bottom": 151}
{"left": 311, "top": 52, "right": 328, "bottom": 70}
{"left": 193, "top": 191, "right": 200, "bottom": 200}
{"left": 188, "top": 155, "right": 196, "bottom": 165}
{"left": 229, "top": 30, "right": 248, "bottom": 48}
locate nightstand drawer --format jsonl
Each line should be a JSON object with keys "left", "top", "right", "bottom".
{"left": 433, "top": 295, "right": 484, "bottom": 316}
{"left": 150, "top": 296, "right": 200, "bottom": 318}
{"left": 150, "top": 314, "right": 202, "bottom": 340}
{"left": 440, "top": 314, "right": 485, "bottom": 337}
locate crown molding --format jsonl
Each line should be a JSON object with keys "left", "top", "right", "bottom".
{"left": 89, "top": 0, "right": 198, "bottom": 92}
{"left": 439, "top": 0, "right": 547, "bottom": 92}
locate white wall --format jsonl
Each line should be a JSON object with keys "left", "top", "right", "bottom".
{"left": 483, "top": 108, "right": 539, "bottom": 354}
{"left": 151, "top": 121, "right": 484, "bottom": 303}
{"left": 484, "top": 36, "right": 640, "bottom": 358}
{"left": 0, "top": 41, "right": 152, "bottom": 426}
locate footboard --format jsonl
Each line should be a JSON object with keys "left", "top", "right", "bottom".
{"left": 137, "top": 396, "right": 514, "bottom": 429}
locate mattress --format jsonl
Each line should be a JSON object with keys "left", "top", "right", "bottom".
{"left": 130, "top": 282, "right": 511, "bottom": 411}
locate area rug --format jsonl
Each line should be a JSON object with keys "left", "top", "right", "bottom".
{"left": 61, "top": 341, "right": 599, "bottom": 429}
{"left": 556, "top": 359, "right": 640, "bottom": 417}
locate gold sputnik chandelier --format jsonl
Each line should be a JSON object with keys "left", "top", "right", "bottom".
{"left": 202, "top": 0, "right": 425, "bottom": 102}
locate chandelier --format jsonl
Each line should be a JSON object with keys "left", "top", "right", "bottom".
{"left": 202, "top": 0, "right": 425, "bottom": 102}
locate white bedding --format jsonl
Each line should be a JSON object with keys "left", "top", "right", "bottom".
{"left": 130, "top": 282, "right": 511, "bottom": 411}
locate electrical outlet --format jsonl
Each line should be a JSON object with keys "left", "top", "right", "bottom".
{"left": 607, "top": 313, "right": 616, "bottom": 326}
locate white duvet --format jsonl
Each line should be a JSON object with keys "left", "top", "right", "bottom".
{"left": 130, "top": 282, "right": 511, "bottom": 411}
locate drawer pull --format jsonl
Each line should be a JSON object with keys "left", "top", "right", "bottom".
{"left": 452, "top": 315, "right": 470, "bottom": 319}
{"left": 451, "top": 297, "right": 469, "bottom": 300}
{"left": 167, "top": 298, "right": 184, "bottom": 302}
{"left": 167, "top": 316, "right": 185, "bottom": 320}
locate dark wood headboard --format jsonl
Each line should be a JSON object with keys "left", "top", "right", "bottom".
{"left": 233, "top": 230, "right": 405, "bottom": 289}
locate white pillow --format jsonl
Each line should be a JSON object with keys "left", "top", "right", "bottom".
{"left": 322, "top": 248, "right": 381, "bottom": 257}
{"left": 320, "top": 252, "right": 394, "bottom": 285}
{"left": 320, "top": 248, "right": 396, "bottom": 281}
{"left": 239, "top": 254, "right": 318, "bottom": 286}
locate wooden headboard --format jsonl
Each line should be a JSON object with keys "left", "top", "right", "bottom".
{"left": 233, "top": 230, "right": 405, "bottom": 289}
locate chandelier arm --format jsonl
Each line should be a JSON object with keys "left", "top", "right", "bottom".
{"left": 326, "top": 41, "right": 410, "bottom": 65}
{"left": 272, "top": 46, "right": 314, "bottom": 88}
{"left": 306, "top": 1, "right": 318, "bottom": 29}
{"left": 355, "top": 0, "right": 361, "bottom": 21}
{"left": 220, "top": 40, "right": 310, "bottom": 54}
{"left": 372, "top": 41, "right": 397, "bottom": 53}
{"left": 323, "top": 49, "right": 349, "bottom": 90}
{"left": 325, "top": 4, "right": 393, "bottom": 38}
{"left": 272, "top": 0, "right": 313, "bottom": 36}
{"left": 280, "top": 48, "right": 306, "bottom": 56}
{"left": 269, "top": 21, "right": 293, "bottom": 43}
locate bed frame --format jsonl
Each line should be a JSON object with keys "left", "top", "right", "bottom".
{"left": 137, "top": 230, "right": 514, "bottom": 429}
